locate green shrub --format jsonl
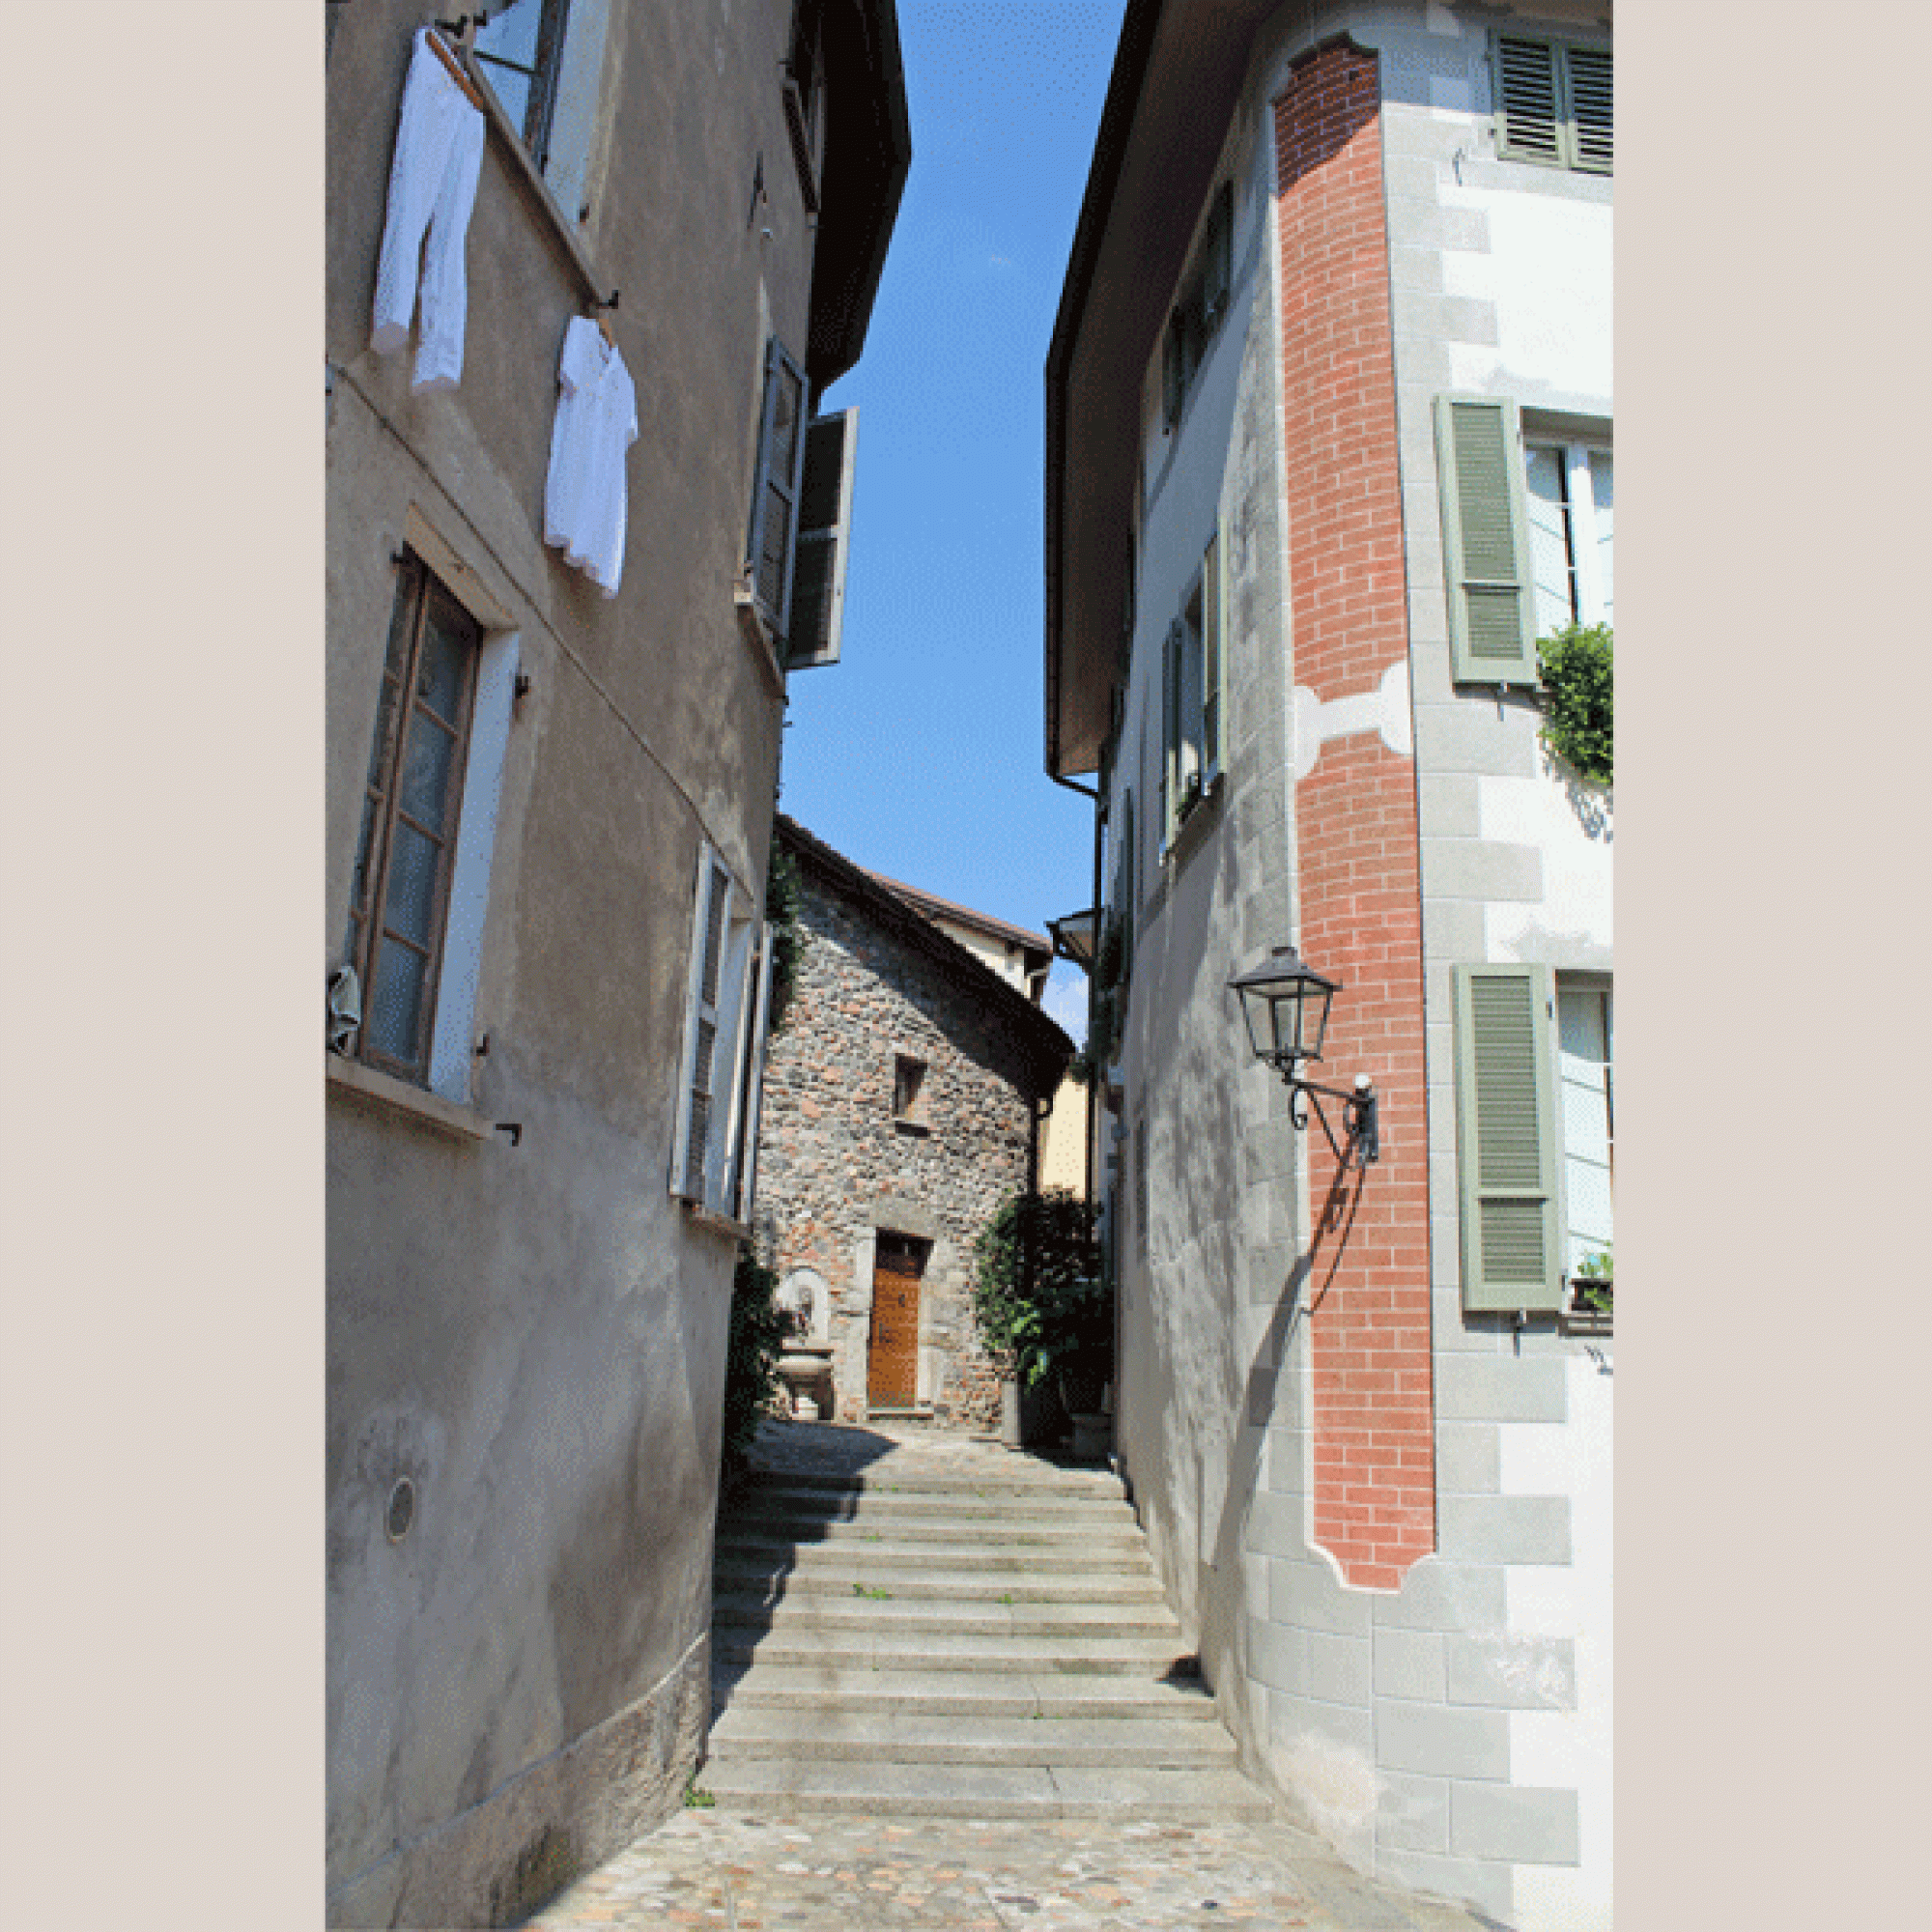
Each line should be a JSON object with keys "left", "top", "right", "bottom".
{"left": 721, "top": 1247, "right": 789, "bottom": 1469}
{"left": 1536, "top": 623, "right": 1613, "bottom": 785}
{"left": 765, "top": 835, "right": 806, "bottom": 1035}
{"left": 972, "top": 1188, "right": 1108, "bottom": 1391}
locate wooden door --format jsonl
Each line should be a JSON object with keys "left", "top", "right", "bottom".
{"left": 867, "top": 1235, "right": 923, "bottom": 1407}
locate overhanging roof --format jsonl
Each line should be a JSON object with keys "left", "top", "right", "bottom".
{"left": 809, "top": 0, "right": 914, "bottom": 390}
{"left": 1043, "top": 0, "right": 1280, "bottom": 778}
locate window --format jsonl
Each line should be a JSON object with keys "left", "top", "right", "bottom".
{"left": 673, "top": 845, "right": 774, "bottom": 1221}
{"left": 893, "top": 1055, "right": 929, "bottom": 1129}
{"left": 1556, "top": 980, "right": 1613, "bottom": 1276}
{"left": 1493, "top": 34, "right": 1612, "bottom": 175}
{"left": 746, "top": 337, "right": 810, "bottom": 643}
{"left": 340, "top": 549, "right": 520, "bottom": 1097}
{"left": 782, "top": 0, "right": 827, "bottom": 212}
{"left": 474, "top": 0, "right": 611, "bottom": 221}
{"left": 1526, "top": 441, "right": 1613, "bottom": 634}
{"left": 1161, "top": 182, "right": 1234, "bottom": 429}
{"left": 1160, "top": 525, "right": 1224, "bottom": 846}
{"left": 1435, "top": 396, "right": 1612, "bottom": 685}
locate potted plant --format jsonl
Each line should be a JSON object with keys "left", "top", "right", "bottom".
{"left": 973, "top": 1188, "right": 1110, "bottom": 1454}
{"left": 1569, "top": 1247, "right": 1613, "bottom": 1320}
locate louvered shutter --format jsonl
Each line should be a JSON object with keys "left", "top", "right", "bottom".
{"left": 1566, "top": 45, "right": 1613, "bottom": 173}
{"left": 1435, "top": 395, "right": 1539, "bottom": 685}
{"left": 1495, "top": 35, "right": 1562, "bottom": 164}
{"left": 746, "top": 338, "right": 810, "bottom": 636}
{"left": 1454, "top": 964, "right": 1565, "bottom": 1312}
{"left": 673, "top": 850, "right": 731, "bottom": 1201}
{"left": 786, "top": 408, "right": 859, "bottom": 670}
{"left": 1203, "top": 182, "right": 1233, "bottom": 328}
{"left": 1162, "top": 314, "right": 1184, "bottom": 429}
{"left": 1202, "top": 523, "right": 1224, "bottom": 781}
{"left": 731, "top": 924, "right": 777, "bottom": 1222}
{"left": 1161, "top": 619, "right": 1183, "bottom": 844}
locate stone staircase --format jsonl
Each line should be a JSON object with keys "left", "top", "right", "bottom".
{"left": 702, "top": 1438, "right": 1270, "bottom": 1820}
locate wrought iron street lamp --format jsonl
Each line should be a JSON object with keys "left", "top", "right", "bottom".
{"left": 1229, "top": 945, "right": 1379, "bottom": 1167}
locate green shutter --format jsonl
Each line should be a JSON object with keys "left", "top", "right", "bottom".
{"left": 1202, "top": 524, "right": 1224, "bottom": 781}
{"left": 746, "top": 338, "right": 809, "bottom": 636}
{"left": 1495, "top": 35, "right": 1562, "bottom": 165}
{"left": 1565, "top": 45, "right": 1613, "bottom": 173}
{"left": 787, "top": 407, "right": 858, "bottom": 670}
{"left": 1435, "top": 394, "right": 1539, "bottom": 686}
{"left": 1161, "top": 619, "right": 1182, "bottom": 844}
{"left": 1454, "top": 964, "right": 1564, "bottom": 1312}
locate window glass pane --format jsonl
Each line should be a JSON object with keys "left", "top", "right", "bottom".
{"left": 1589, "top": 450, "right": 1614, "bottom": 622}
{"left": 383, "top": 819, "right": 444, "bottom": 952}
{"left": 416, "top": 605, "right": 472, "bottom": 726}
{"left": 474, "top": 0, "right": 544, "bottom": 130}
{"left": 1524, "top": 443, "right": 1575, "bottom": 636}
{"left": 399, "top": 713, "right": 460, "bottom": 834}
{"left": 368, "top": 936, "right": 429, "bottom": 1068}
{"left": 1556, "top": 986, "right": 1613, "bottom": 1270}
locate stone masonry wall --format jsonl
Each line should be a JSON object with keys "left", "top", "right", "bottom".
{"left": 755, "top": 867, "right": 1045, "bottom": 1429}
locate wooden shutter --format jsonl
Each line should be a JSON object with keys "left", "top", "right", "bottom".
{"left": 747, "top": 338, "right": 810, "bottom": 635}
{"left": 1454, "top": 964, "right": 1565, "bottom": 1312}
{"left": 1202, "top": 523, "right": 1224, "bottom": 781}
{"left": 1435, "top": 395, "right": 1539, "bottom": 685}
{"left": 730, "top": 924, "right": 776, "bottom": 1222}
{"left": 786, "top": 408, "right": 858, "bottom": 670}
{"left": 1162, "top": 314, "right": 1183, "bottom": 429}
{"left": 1160, "top": 619, "right": 1182, "bottom": 844}
{"left": 1203, "top": 182, "right": 1233, "bottom": 328}
{"left": 673, "top": 849, "right": 731, "bottom": 1201}
{"left": 1494, "top": 35, "right": 1562, "bottom": 165}
{"left": 1566, "top": 45, "right": 1613, "bottom": 173}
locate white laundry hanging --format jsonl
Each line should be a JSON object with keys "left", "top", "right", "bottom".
{"left": 544, "top": 317, "right": 639, "bottom": 597}
{"left": 371, "top": 30, "right": 486, "bottom": 392}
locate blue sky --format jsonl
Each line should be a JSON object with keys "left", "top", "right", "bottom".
{"left": 782, "top": 1, "right": 1129, "bottom": 1043}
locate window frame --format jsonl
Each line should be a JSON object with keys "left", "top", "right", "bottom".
{"left": 471, "top": 0, "right": 612, "bottom": 224}
{"left": 1524, "top": 437, "right": 1613, "bottom": 635}
{"left": 1159, "top": 523, "right": 1225, "bottom": 850}
{"left": 892, "top": 1053, "right": 931, "bottom": 1131}
{"left": 338, "top": 545, "right": 521, "bottom": 1104}
{"left": 1161, "top": 180, "right": 1235, "bottom": 432}
{"left": 1553, "top": 975, "right": 1614, "bottom": 1280}
{"left": 1492, "top": 31, "right": 1613, "bottom": 176}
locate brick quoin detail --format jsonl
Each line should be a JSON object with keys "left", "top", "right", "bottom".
{"left": 1273, "top": 42, "right": 1434, "bottom": 1589}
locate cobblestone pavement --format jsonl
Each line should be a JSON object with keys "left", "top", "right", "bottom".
{"left": 522, "top": 1810, "right": 1508, "bottom": 1930}
{"left": 524, "top": 1422, "right": 1510, "bottom": 1930}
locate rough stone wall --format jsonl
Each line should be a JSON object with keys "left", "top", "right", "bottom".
{"left": 756, "top": 870, "right": 1044, "bottom": 1429}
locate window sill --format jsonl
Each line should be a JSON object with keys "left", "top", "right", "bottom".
{"left": 732, "top": 584, "right": 790, "bottom": 701}
{"left": 1162, "top": 774, "right": 1224, "bottom": 872}
{"left": 893, "top": 1118, "right": 931, "bottom": 1138}
{"left": 327, "top": 1053, "right": 497, "bottom": 1145}
{"left": 681, "top": 1199, "right": 754, "bottom": 1244}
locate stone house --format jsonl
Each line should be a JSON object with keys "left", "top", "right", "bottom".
{"left": 324, "top": 7, "right": 908, "bottom": 1923}
{"left": 754, "top": 817, "right": 1074, "bottom": 1427}
{"left": 1044, "top": 4, "right": 1612, "bottom": 1926}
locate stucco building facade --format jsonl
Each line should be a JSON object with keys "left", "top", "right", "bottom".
{"left": 754, "top": 817, "right": 1074, "bottom": 1427}
{"left": 324, "top": 7, "right": 907, "bottom": 1923}
{"left": 1045, "top": 5, "right": 1612, "bottom": 1926}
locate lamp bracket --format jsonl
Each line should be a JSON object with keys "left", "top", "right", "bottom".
{"left": 1275, "top": 1065, "right": 1379, "bottom": 1168}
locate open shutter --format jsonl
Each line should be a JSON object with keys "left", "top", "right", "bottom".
{"left": 705, "top": 907, "right": 757, "bottom": 1213}
{"left": 1201, "top": 524, "right": 1224, "bottom": 781}
{"left": 746, "top": 338, "right": 810, "bottom": 636}
{"left": 672, "top": 849, "right": 731, "bottom": 1201}
{"left": 1565, "top": 45, "right": 1613, "bottom": 173}
{"left": 785, "top": 407, "right": 859, "bottom": 669}
{"left": 1202, "top": 181, "right": 1233, "bottom": 329}
{"left": 1162, "top": 313, "right": 1183, "bottom": 429}
{"left": 1435, "top": 395, "right": 1539, "bottom": 686}
{"left": 731, "top": 924, "right": 777, "bottom": 1222}
{"left": 1494, "top": 35, "right": 1562, "bottom": 164}
{"left": 1454, "top": 964, "right": 1565, "bottom": 1312}
{"left": 1160, "top": 619, "right": 1182, "bottom": 844}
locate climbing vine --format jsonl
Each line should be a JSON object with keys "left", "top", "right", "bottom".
{"left": 765, "top": 832, "right": 806, "bottom": 1035}
{"left": 720, "top": 1246, "right": 789, "bottom": 1472}
{"left": 1537, "top": 622, "right": 1613, "bottom": 786}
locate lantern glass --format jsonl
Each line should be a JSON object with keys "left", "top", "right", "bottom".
{"left": 1230, "top": 946, "right": 1338, "bottom": 1067}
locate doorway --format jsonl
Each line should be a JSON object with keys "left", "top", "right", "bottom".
{"left": 867, "top": 1232, "right": 924, "bottom": 1409}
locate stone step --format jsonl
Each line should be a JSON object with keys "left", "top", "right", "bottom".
{"left": 713, "top": 1664, "right": 1222, "bottom": 1721}
{"left": 711, "top": 1561, "right": 1166, "bottom": 1605}
{"left": 744, "top": 1467, "right": 1127, "bottom": 1502}
{"left": 715, "top": 1532, "right": 1155, "bottom": 1576}
{"left": 713, "top": 1590, "right": 1179, "bottom": 1641}
{"left": 716, "top": 1512, "right": 1149, "bottom": 1550}
{"left": 710, "top": 1629, "right": 1193, "bottom": 1674}
{"left": 696, "top": 1757, "right": 1272, "bottom": 1822}
{"left": 705, "top": 1706, "right": 1240, "bottom": 1770}
{"left": 731, "top": 1484, "right": 1135, "bottom": 1524}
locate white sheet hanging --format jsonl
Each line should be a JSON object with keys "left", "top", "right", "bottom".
{"left": 371, "top": 30, "right": 486, "bottom": 392}
{"left": 544, "top": 317, "right": 639, "bottom": 597}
